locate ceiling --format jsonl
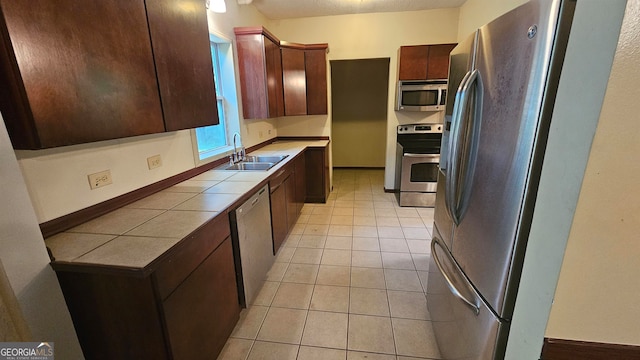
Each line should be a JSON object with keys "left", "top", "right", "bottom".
{"left": 246, "top": 0, "right": 468, "bottom": 20}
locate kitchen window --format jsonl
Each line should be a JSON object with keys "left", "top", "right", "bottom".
{"left": 192, "top": 33, "right": 241, "bottom": 165}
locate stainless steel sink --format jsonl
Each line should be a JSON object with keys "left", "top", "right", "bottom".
{"left": 219, "top": 154, "right": 288, "bottom": 171}
{"left": 224, "top": 162, "right": 275, "bottom": 171}
{"left": 244, "top": 155, "right": 289, "bottom": 163}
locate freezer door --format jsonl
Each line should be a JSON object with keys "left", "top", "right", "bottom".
{"left": 427, "top": 227, "right": 505, "bottom": 360}
{"left": 450, "top": 0, "right": 566, "bottom": 318}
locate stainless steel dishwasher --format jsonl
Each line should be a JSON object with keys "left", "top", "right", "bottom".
{"left": 230, "top": 185, "right": 274, "bottom": 307}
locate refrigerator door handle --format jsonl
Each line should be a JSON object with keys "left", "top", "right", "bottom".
{"left": 446, "top": 70, "right": 477, "bottom": 225}
{"left": 456, "top": 70, "right": 483, "bottom": 222}
{"left": 445, "top": 70, "right": 471, "bottom": 224}
{"left": 431, "top": 236, "right": 481, "bottom": 315}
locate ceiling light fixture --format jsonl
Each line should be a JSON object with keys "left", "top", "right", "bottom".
{"left": 206, "top": 0, "right": 227, "bottom": 13}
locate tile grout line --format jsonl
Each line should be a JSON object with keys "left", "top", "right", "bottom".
{"left": 233, "top": 170, "right": 435, "bottom": 359}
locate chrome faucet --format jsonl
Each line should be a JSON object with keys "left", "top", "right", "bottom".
{"left": 231, "top": 132, "right": 245, "bottom": 164}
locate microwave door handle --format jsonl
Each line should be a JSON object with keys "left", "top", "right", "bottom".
{"left": 439, "top": 88, "right": 447, "bottom": 106}
{"left": 446, "top": 70, "right": 472, "bottom": 225}
{"left": 457, "top": 70, "right": 483, "bottom": 221}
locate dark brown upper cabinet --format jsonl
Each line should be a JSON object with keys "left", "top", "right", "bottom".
{"left": 305, "top": 46, "right": 328, "bottom": 115}
{"left": 398, "top": 45, "right": 430, "bottom": 80}
{"left": 146, "top": 0, "right": 218, "bottom": 132}
{"left": 281, "top": 43, "right": 307, "bottom": 116}
{"left": 234, "top": 27, "right": 284, "bottom": 120}
{"left": 235, "top": 26, "right": 328, "bottom": 119}
{"left": 398, "top": 43, "right": 457, "bottom": 81}
{"left": 0, "top": 0, "right": 218, "bottom": 150}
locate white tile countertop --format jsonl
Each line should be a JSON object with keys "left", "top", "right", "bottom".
{"left": 45, "top": 140, "right": 329, "bottom": 271}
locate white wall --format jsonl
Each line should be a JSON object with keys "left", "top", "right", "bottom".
{"left": 545, "top": 0, "right": 640, "bottom": 346}
{"left": 18, "top": 132, "right": 196, "bottom": 222}
{"left": 269, "top": 9, "right": 459, "bottom": 189}
{"left": 504, "top": 0, "right": 627, "bottom": 358}
{"left": 0, "top": 116, "right": 83, "bottom": 358}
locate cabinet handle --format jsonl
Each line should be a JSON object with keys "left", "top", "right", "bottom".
{"left": 271, "top": 183, "right": 282, "bottom": 192}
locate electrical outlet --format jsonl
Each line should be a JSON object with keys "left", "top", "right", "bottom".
{"left": 259, "top": 131, "right": 264, "bottom": 138}
{"left": 147, "top": 154, "right": 162, "bottom": 170}
{"left": 88, "top": 170, "right": 112, "bottom": 190}
{"left": 268, "top": 129, "right": 272, "bottom": 135}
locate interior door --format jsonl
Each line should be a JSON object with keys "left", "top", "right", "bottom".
{"left": 330, "top": 58, "right": 389, "bottom": 167}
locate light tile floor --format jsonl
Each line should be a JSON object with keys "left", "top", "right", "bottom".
{"left": 218, "top": 169, "right": 441, "bottom": 360}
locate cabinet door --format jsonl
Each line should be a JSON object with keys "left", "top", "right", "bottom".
{"left": 305, "top": 147, "right": 329, "bottom": 203}
{"left": 146, "top": 0, "right": 218, "bottom": 131}
{"left": 235, "top": 29, "right": 284, "bottom": 119}
{"left": 398, "top": 45, "right": 430, "bottom": 80}
{"left": 0, "top": 0, "right": 164, "bottom": 149}
{"left": 163, "top": 238, "right": 240, "bottom": 360}
{"left": 270, "top": 182, "right": 288, "bottom": 253}
{"left": 305, "top": 49, "right": 328, "bottom": 115}
{"left": 265, "top": 37, "right": 285, "bottom": 117}
{"left": 427, "top": 44, "right": 457, "bottom": 80}
{"left": 236, "top": 33, "right": 269, "bottom": 119}
{"left": 281, "top": 47, "right": 307, "bottom": 116}
{"left": 56, "top": 271, "right": 168, "bottom": 360}
{"left": 294, "top": 154, "right": 307, "bottom": 214}
{"left": 285, "top": 175, "right": 298, "bottom": 230}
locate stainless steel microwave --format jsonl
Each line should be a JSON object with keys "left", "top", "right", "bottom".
{"left": 396, "top": 80, "right": 447, "bottom": 112}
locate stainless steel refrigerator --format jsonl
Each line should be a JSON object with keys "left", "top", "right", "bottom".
{"left": 427, "top": 0, "right": 576, "bottom": 358}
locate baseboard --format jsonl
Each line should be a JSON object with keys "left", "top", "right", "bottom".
{"left": 541, "top": 338, "right": 640, "bottom": 360}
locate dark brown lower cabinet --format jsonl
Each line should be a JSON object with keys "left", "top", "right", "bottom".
{"left": 269, "top": 155, "right": 308, "bottom": 254}
{"left": 294, "top": 154, "right": 307, "bottom": 214}
{"left": 57, "top": 271, "right": 169, "bottom": 360}
{"left": 54, "top": 214, "right": 239, "bottom": 360}
{"left": 285, "top": 174, "right": 298, "bottom": 230}
{"left": 163, "top": 239, "right": 238, "bottom": 359}
{"left": 270, "top": 168, "right": 292, "bottom": 254}
{"left": 305, "top": 146, "right": 330, "bottom": 203}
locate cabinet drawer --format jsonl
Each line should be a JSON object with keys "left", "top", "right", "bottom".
{"left": 154, "top": 213, "right": 230, "bottom": 299}
{"left": 269, "top": 163, "right": 293, "bottom": 191}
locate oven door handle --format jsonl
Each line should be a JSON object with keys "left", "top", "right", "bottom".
{"left": 446, "top": 70, "right": 473, "bottom": 225}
